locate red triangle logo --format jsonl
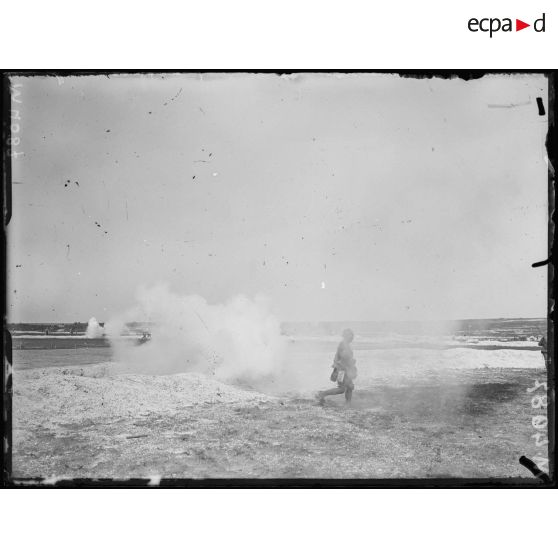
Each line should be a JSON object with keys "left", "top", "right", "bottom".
{"left": 516, "top": 19, "right": 530, "bottom": 31}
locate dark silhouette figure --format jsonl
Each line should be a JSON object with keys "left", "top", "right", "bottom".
{"left": 317, "top": 328, "right": 357, "bottom": 405}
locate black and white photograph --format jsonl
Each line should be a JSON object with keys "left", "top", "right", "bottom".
{"left": 4, "top": 71, "right": 553, "bottom": 484}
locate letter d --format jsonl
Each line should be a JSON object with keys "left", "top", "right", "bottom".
{"left": 534, "top": 13, "right": 545, "bottom": 32}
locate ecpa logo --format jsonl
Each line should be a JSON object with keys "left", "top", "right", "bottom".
{"left": 468, "top": 13, "right": 546, "bottom": 37}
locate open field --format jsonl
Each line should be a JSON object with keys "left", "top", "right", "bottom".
{"left": 12, "top": 362, "right": 546, "bottom": 480}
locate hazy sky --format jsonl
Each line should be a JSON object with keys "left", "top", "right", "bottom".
{"left": 8, "top": 73, "right": 548, "bottom": 323}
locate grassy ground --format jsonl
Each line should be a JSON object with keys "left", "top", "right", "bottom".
{"left": 12, "top": 365, "right": 546, "bottom": 480}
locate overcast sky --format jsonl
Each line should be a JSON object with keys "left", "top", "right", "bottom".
{"left": 8, "top": 73, "right": 548, "bottom": 323}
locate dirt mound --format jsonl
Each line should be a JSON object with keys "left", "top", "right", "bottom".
{"left": 13, "top": 363, "right": 274, "bottom": 435}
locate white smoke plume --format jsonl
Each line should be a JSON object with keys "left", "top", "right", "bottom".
{"left": 85, "top": 317, "right": 105, "bottom": 338}
{"left": 105, "top": 284, "right": 287, "bottom": 383}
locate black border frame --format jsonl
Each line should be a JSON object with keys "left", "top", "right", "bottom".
{"left": 1, "top": 69, "right": 556, "bottom": 488}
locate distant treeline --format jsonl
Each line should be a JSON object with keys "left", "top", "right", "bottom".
{"left": 8, "top": 322, "right": 153, "bottom": 333}
{"left": 8, "top": 323, "right": 95, "bottom": 333}
{"left": 281, "top": 318, "right": 547, "bottom": 337}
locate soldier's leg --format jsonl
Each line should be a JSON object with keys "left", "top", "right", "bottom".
{"left": 320, "top": 385, "right": 346, "bottom": 398}
{"left": 344, "top": 378, "right": 354, "bottom": 403}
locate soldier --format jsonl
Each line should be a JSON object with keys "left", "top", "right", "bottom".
{"left": 317, "top": 328, "right": 358, "bottom": 405}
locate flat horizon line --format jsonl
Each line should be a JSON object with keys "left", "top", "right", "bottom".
{"left": 7, "top": 316, "right": 547, "bottom": 326}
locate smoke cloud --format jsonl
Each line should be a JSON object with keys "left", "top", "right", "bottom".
{"left": 105, "top": 284, "right": 287, "bottom": 384}
{"left": 85, "top": 317, "right": 105, "bottom": 338}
